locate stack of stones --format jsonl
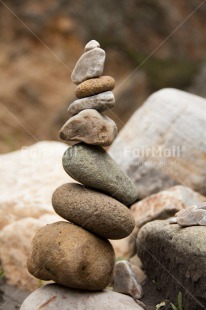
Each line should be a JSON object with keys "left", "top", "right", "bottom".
{"left": 27, "top": 40, "right": 138, "bottom": 291}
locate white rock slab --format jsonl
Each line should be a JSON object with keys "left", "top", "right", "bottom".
{"left": 20, "top": 284, "right": 144, "bottom": 310}
{"left": 109, "top": 88, "right": 206, "bottom": 199}
{"left": 0, "top": 215, "right": 62, "bottom": 291}
{"left": 0, "top": 141, "right": 73, "bottom": 229}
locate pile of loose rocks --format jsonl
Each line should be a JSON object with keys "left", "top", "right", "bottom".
{"left": 26, "top": 40, "right": 138, "bottom": 294}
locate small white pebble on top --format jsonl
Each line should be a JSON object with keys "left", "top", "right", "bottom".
{"left": 85, "top": 40, "right": 100, "bottom": 51}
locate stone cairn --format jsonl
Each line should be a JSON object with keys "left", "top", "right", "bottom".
{"left": 27, "top": 40, "right": 138, "bottom": 291}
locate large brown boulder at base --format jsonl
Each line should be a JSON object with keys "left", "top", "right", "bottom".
{"left": 27, "top": 222, "right": 115, "bottom": 290}
{"left": 137, "top": 220, "right": 206, "bottom": 310}
{"left": 52, "top": 183, "right": 135, "bottom": 240}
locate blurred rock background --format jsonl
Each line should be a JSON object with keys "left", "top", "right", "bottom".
{"left": 0, "top": 0, "right": 206, "bottom": 153}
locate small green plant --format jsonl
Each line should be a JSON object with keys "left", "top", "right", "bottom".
{"left": 115, "top": 256, "right": 126, "bottom": 262}
{"left": 0, "top": 268, "right": 5, "bottom": 282}
{"left": 170, "top": 292, "right": 183, "bottom": 310}
{"left": 155, "top": 292, "right": 183, "bottom": 310}
{"left": 156, "top": 301, "right": 166, "bottom": 309}
{"left": 38, "top": 279, "right": 44, "bottom": 287}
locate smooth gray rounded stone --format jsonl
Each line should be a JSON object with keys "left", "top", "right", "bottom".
{"left": 62, "top": 143, "right": 138, "bottom": 205}
{"left": 52, "top": 183, "right": 135, "bottom": 239}
{"left": 85, "top": 39, "right": 100, "bottom": 51}
{"left": 71, "top": 48, "right": 105, "bottom": 85}
{"left": 20, "top": 284, "right": 144, "bottom": 310}
{"left": 68, "top": 91, "right": 115, "bottom": 117}
{"left": 60, "top": 109, "right": 117, "bottom": 147}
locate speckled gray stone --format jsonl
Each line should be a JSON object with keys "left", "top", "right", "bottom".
{"left": 71, "top": 48, "right": 105, "bottom": 85}
{"left": 68, "top": 91, "right": 115, "bottom": 117}
{"left": 85, "top": 40, "right": 100, "bottom": 51}
{"left": 52, "top": 183, "right": 135, "bottom": 239}
{"left": 62, "top": 143, "right": 138, "bottom": 205}
{"left": 60, "top": 109, "right": 117, "bottom": 146}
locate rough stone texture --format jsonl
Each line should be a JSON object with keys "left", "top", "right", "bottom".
{"left": 62, "top": 143, "right": 138, "bottom": 205}
{"left": 71, "top": 47, "right": 105, "bottom": 85}
{"left": 131, "top": 185, "right": 206, "bottom": 228}
{"left": 0, "top": 215, "right": 61, "bottom": 291}
{"left": 20, "top": 284, "right": 144, "bottom": 310}
{"left": 68, "top": 91, "right": 115, "bottom": 117}
{"left": 109, "top": 88, "right": 206, "bottom": 199}
{"left": 113, "top": 260, "right": 143, "bottom": 299}
{"left": 174, "top": 203, "right": 206, "bottom": 226}
{"left": 110, "top": 186, "right": 206, "bottom": 260}
{"left": 75, "top": 76, "right": 115, "bottom": 98}
{"left": 60, "top": 109, "right": 117, "bottom": 146}
{"left": 137, "top": 220, "right": 206, "bottom": 310}
{"left": 52, "top": 183, "right": 135, "bottom": 239}
{"left": 85, "top": 40, "right": 100, "bottom": 51}
{"left": 28, "top": 221, "right": 115, "bottom": 290}
{"left": 0, "top": 141, "right": 74, "bottom": 229}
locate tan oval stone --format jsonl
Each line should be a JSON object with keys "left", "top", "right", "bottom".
{"left": 27, "top": 221, "right": 115, "bottom": 290}
{"left": 75, "top": 76, "right": 115, "bottom": 99}
{"left": 60, "top": 109, "right": 117, "bottom": 146}
{"left": 52, "top": 183, "right": 135, "bottom": 239}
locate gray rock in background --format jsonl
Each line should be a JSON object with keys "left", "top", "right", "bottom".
{"left": 137, "top": 220, "right": 206, "bottom": 310}
{"left": 109, "top": 88, "right": 206, "bottom": 199}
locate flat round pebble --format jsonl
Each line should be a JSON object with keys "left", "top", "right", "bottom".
{"left": 52, "top": 183, "right": 135, "bottom": 239}
{"left": 27, "top": 221, "right": 115, "bottom": 290}
{"left": 62, "top": 143, "right": 138, "bottom": 205}
{"left": 75, "top": 76, "right": 115, "bottom": 99}
{"left": 68, "top": 91, "right": 115, "bottom": 117}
